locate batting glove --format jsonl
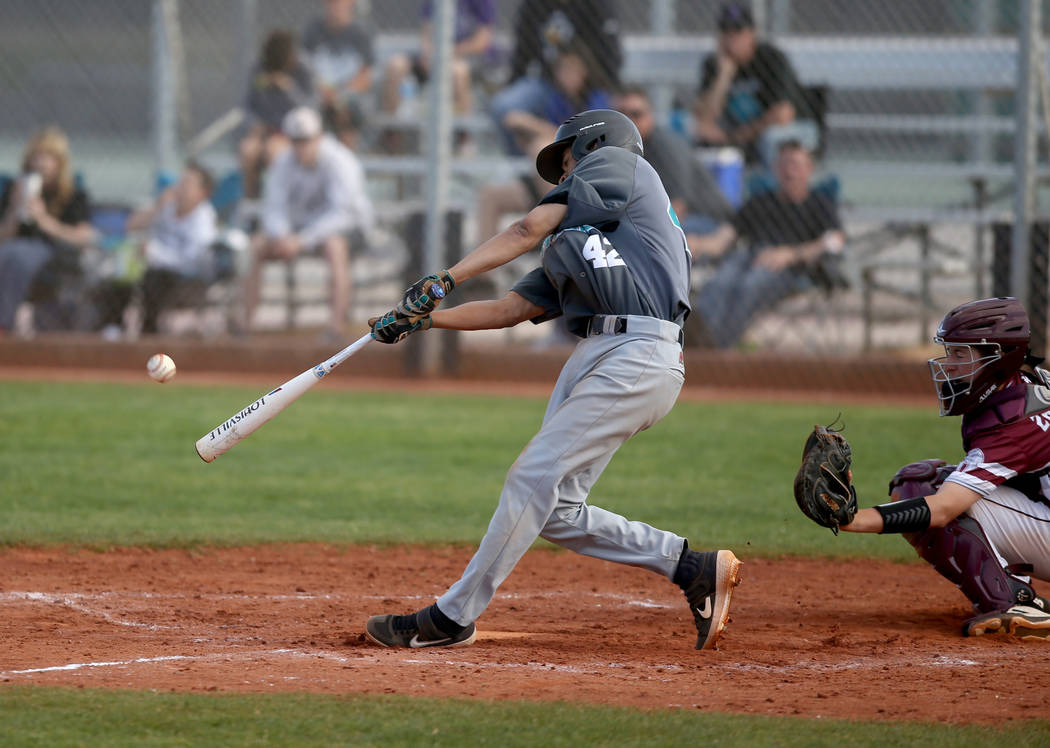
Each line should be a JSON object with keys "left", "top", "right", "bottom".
{"left": 396, "top": 269, "right": 456, "bottom": 318}
{"left": 369, "top": 310, "right": 433, "bottom": 344}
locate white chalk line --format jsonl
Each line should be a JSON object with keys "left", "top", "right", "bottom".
{"left": 0, "top": 590, "right": 672, "bottom": 607}
{"left": 724, "top": 655, "right": 984, "bottom": 675}
{"left": 2, "top": 591, "right": 170, "bottom": 630}
{"left": 1, "top": 646, "right": 994, "bottom": 683}
{"left": 0, "top": 590, "right": 672, "bottom": 633}
{"left": 1, "top": 647, "right": 684, "bottom": 681}
{"left": 4, "top": 655, "right": 194, "bottom": 675}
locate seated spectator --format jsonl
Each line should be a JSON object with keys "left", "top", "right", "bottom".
{"left": 614, "top": 86, "right": 733, "bottom": 238}
{"left": 301, "top": 0, "right": 374, "bottom": 151}
{"left": 498, "top": 48, "right": 611, "bottom": 156}
{"left": 381, "top": 0, "right": 495, "bottom": 117}
{"left": 693, "top": 2, "right": 817, "bottom": 167}
{"left": 0, "top": 126, "right": 95, "bottom": 335}
{"left": 92, "top": 162, "right": 218, "bottom": 337}
{"left": 490, "top": 0, "right": 621, "bottom": 154}
{"left": 239, "top": 29, "right": 315, "bottom": 206}
{"left": 687, "top": 140, "right": 846, "bottom": 349}
{"left": 476, "top": 48, "right": 613, "bottom": 246}
{"left": 242, "top": 107, "right": 373, "bottom": 342}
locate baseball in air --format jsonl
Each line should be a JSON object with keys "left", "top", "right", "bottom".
{"left": 146, "top": 353, "right": 177, "bottom": 383}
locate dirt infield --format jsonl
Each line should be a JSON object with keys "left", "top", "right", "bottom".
{"left": 3, "top": 545, "right": 1047, "bottom": 723}
{"left": 4, "top": 343, "right": 1038, "bottom": 724}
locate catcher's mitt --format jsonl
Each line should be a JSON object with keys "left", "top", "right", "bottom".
{"left": 793, "top": 422, "right": 858, "bottom": 535}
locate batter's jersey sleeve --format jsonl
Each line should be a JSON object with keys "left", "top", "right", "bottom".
{"left": 511, "top": 266, "right": 563, "bottom": 325}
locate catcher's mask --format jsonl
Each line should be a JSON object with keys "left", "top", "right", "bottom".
{"left": 928, "top": 296, "right": 1030, "bottom": 416}
{"left": 535, "top": 109, "right": 643, "bottom": 185}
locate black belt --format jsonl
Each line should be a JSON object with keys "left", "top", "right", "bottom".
{"left": 585, "top": 315, "right": 685, "bottom": 346}
{"left": 587, "top": 316, "right": 629, "bottom": 335}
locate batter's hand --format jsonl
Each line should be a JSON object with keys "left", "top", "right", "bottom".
{"left": 369, "top": 309, "right": 433, "bottom": 344}
{"left": 397, "top": 270, "right": 456, "bottom": 318}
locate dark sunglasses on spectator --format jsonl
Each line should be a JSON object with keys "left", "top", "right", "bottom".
{"left": 623, "top": 108, "right": 649, "bottom": 119}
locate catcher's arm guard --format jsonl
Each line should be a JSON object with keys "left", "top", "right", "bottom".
{"left": 793, "top": 423, "right": 859, "bottom": 535}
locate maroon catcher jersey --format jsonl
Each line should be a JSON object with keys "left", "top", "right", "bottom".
{"left": 945, "top": 369, "right": 1050, "bottom": 504}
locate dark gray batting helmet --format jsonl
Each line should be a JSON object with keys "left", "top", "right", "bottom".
{"left": 535, "top": 109, "right": 644, "bottom": 185}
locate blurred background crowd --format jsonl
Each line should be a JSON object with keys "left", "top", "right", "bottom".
{"left": 0, "top": 0, "right": 1047, "bottom": 356}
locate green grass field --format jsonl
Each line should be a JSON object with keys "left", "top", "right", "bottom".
{"left": 2, "top": 379, "right": 957, "bottom": 557}
{"left": 4, "top": 377, "right": 1044, "bottom": 746}
{"left": 2, "top": 687, "right": 1047, "bottom": 748}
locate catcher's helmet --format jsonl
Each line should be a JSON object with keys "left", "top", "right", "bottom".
{"left": 928, "top": 296, "right": 1030, "bottom": 416}
{"left": 535, "top": 109, "right": 643, "bottom": 185}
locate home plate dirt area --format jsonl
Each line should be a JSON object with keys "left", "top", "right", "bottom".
{"left": 2, "top": 544, "right": 1047, "bottom": 723}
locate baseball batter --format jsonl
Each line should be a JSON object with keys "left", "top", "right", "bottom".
{"left": 364, "top": 109, "right": 741, "bottom": 650}
{"left": 802, "top": 297, "right": 1050, "bottom": 639}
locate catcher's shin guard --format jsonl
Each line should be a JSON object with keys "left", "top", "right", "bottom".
{"left": 889, "top": 459, "right": 1040, "bottom": 614}
{"left": 906, "top": 516, "right": 1037, "bottom": 613}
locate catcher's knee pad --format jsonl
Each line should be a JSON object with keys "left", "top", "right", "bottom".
{"left": 887, "top": 459, "right": 953, "bottom": 501}
{"left": 908, "top": 515, "right": 1038, "bottom": 613}
{"left": 888, "top": 459, "right": 955, "bottom": 545}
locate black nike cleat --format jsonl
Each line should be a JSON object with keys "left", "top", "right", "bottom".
{"left": 365, "top": 604, "right": 477, "bottom": 648}
{"left": 682, "top": 549, "right": 742, "bottom": 650}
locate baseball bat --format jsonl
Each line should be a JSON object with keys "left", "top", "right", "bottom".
{"left": 195, "top": 332, "right": 373, "bottom": 463}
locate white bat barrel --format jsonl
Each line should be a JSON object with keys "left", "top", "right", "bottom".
{"left": 195, "top": 333, "right": 372, "bottom": 463}
{"left": 195, "top": 368, "right": 319, "bottom": 462}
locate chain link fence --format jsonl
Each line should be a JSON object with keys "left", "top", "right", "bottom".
{"left": 0, "top": 0, "right": 1046, "bottom": 358}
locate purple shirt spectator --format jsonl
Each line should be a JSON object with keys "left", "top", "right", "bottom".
{"left": 422, "top": 0, "right": 496, "bottom": 45}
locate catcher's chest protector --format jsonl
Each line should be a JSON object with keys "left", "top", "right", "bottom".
{"left": 962, "top": 377, "right": 1050, "bottom": 446}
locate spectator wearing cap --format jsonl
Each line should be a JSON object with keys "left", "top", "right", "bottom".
{"left": 242, "top": 107, "right": 374, "bottom": 342}
{"left": 693, "top": 2, "right": 818, "bottom": 167}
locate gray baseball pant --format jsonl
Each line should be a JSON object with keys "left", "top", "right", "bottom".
{"left": 437, "top": 315, "right": 688, "bottom": 625}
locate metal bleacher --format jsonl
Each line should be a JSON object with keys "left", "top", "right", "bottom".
{"left": 236, "top": 31, "right": 1041, "bottom": 348}
{"left": 619, "top": 32, "right": 1046, "bottom": 350}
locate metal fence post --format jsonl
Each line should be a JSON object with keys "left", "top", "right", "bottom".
{"left": 233, "top": 0, "right": 258, "bottom": 105}
{"left": 150, "top": 0, "right": 178, "bottom": 183}
{"left": 650, "top": 0, "right": 675, "bottom": 123}
{"left": 413, "top": 0, "right": 455, "bottom": 376}
{"left": 1011, "top": 0, "right": 1039, "bottom": 312}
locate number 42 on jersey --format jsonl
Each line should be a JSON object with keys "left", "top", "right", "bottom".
{"left": 582, "top": 234, "right": 626, "bottom": 269}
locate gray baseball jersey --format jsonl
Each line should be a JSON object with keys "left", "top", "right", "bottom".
{"left": 435, "top": 144, "right": 692, "bottom": 626}
{"left": 512, "top": 146, "right": 692, "bottom": 336}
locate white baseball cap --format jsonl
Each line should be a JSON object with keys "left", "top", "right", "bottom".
{"left": 282, "top": 106, "right": 322, "bottom": 140}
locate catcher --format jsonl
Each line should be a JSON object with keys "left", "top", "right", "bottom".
{"left": 796, "top": 297, "right": 1050, "bottom": 639}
